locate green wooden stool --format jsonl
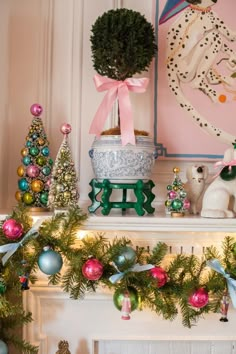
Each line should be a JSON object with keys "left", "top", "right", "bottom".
{"left": 88, "top": 179, "right": 155, "bottom": 216}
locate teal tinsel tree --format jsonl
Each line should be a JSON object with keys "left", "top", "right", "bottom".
{"left": 48, "top": 123, "right": 79, "bottom": 210}
{"left": 16, "top": 104, "right": 53, "bottom": 210}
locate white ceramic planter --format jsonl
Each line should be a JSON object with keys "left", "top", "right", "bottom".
{"left": 89, "top": 135, "right": 156, "bottom": 183}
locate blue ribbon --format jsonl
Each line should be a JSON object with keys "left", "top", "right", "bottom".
{"left": 0, "top": 219, "right": 44, "bottom": 265}
{"left": 207, "top": 259, "right": 236, "bottom": 308}
{"left": 109, "top": 262, "right": 154, "bottom": 284}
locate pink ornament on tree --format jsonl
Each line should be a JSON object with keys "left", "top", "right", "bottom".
{"left": 60, "top": 123, "right": 72, "bottom": 135}
{"left": 30, "top": 103, "right": 43, "bottom": 117}
{"left": 188, "top": 288, "right": 209, "bottom": 308}
{"left": 149, "top": 266, "right": 168, "bottom": 288}
{"left": 26, "top": 165, "right": 40, "bottom": 178}
{"left": 82, "top": 258, "right": 103, "bottom": 281}
{"left": 2, "top": 219, "right": 24, "bottom": 240}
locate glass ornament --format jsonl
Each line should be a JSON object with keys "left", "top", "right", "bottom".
{"left": 40, "top": 192, "right": 48, "bottom": 205}
{"left": 26, "top": 165, "right": 40, "bottom": 178}
{"left": 2, "top": 219, "right": 23, "bottom": 240}
{"left": 0, "top": 340, "right": 8, "bottom": 354}
{"left": 188, "top": 288, "right": 209, "bottom": 308}
{"left": 37, "top": 137, "right": 45, "bottom": 146}
{"left": 36, "top": 156, "right": 46, "bottom": 166}
{"left": 41, "top": 146, "right": 50, "bottom": 156}
{"left": 18, "top": 178, "right": 29, "bottom": 191}
{"left": 29, "top": 146, "right": 39, "bottom": 157}
{"left": 0, "top": 278, "right": 6, "bottom": 294}
{"left": 21, "top": 148, "right": 28, "bottom": 157}
{"left": 60, "top": 123, "right": 72, "bottom": 135}
{"left": 171, "top": 199, "right": 183, "bottom": 210}
{"left": 113, "top": 286, "right": 139, "bottom": 312}
{"left": 31, "top": 180, "right": 44, "bottom": 192}
{"left": 22, "top": 156, "right": 31, "bottom": 166}
{"left": 38, "top": 246, "right": 63, "bottom": 275}
{"left": 82, "top": 258, "right": 103, "bottom": 280}
{"left": 30, "top": 103, "right": 43, "bottom": 116}
{"left": 17, "top": 166, "right": 25, "bottom": 177}
{"left": 113, "top": 246, "right": 136, "bottom": 269}
{"left": 149, "top": 266, "right": 168, "bottom": 288}
{"left": 42, "top": 166, "right": 51, "bottom": 176}
{"left": 15, "top": 191, "right": 22, "bottom": 202}
{"left": 22, "top": 192, "right": 35, "bottom": 205}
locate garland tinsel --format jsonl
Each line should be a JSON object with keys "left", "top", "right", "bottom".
{"left": 0, "top": 205, "right": 236, "bottom": 353}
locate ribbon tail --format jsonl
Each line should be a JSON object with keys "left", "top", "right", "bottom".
{"left": 89, "top": 87, "right": 118, "bottom": 137}
{"left": 227, "top": 280, "right": 236, "bottom": 308}
{"left": 2, "top": 244, "right": 20, "bottom": 266}
{"left": 206, "top": 259, "right": 225, "bottom": 275}
{"left": 131, "top": 264, "right": 154, "bottom": 272}
{"left": 109, "top": 273, "right": 124, "bottom": 284}
{"left": 118, "top": 85, "right": 135, "bottom": 146}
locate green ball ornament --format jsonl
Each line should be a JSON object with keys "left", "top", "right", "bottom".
{"left": 113, "top": 286, "right": 139, "bottom": 312}
{"left": 171, "top": 198, "right": 183, "bottom": 211}
{"left": 29, "top": 146, "right": 39, "bottom": 157}
{"left": 36, "top": 156, "right": 46, "bottom": 166}
{"left": 113, "top": 246, "right": 136, "bottom": 270}
{"left": 167, "top": 185, "right": 172, "bottom": 191}
{"left": 38, "top": 246, "right": 63, "bottom": 275}
{"left": 0, "top": 340, "right": 8, "bottom": 354}
{"left": 40, "top": 192, "right": 48, "bottom": 205}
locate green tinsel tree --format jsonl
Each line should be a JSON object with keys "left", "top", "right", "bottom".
{"left": 48, "top": 123, "right": 79, "bottom": 210}
{"left": 16, "top": 104, "right": 53, "bottom": 210}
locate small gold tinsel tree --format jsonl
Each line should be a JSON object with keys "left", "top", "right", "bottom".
{"left": 48, "top": 123, "right": 79, "bottom": 210}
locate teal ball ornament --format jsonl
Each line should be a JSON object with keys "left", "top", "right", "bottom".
{"left": 38, "top": 246, "right": 63, "bottom": 275}
{"left": 0, "top": 340, "right": 8, "bottom": 354}
{"left": 114, "top": 246, "right": 136, "bottom": 270}
{"left": 18, "top": 178, "right": 29, "bottom": 191}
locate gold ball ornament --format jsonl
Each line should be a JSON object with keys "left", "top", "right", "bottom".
{"left": 173, "top": 185, "right": 179, "bottom": 191}
{"left": 17, "top": 166, "right": 25, "bottom": 177}
{"left": 21, "top": 148, "right": 28, "bottom": 157}
{"left": 15, "top": 191, "right": 22, "bottom": 202}
{"left": 31, "top": 180, "right": 44, "bottom": 192}
{"left": 64, "top": 174, "right": 72, "bottom": 182}
{"left": 37, "top": 138, "right": 45, "bottom": 146}
{"left": 63, "top": 191, "right": 71, "bottom": 199}
{"left": 173, "top": 167, "right": 180, "bottom": 174}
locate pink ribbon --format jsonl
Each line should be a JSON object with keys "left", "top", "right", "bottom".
{"left": 89, "top": 74, "right": 149, "bottom": 145}
{"left": 213, "top": 159, "right": 236, "bottom": 178}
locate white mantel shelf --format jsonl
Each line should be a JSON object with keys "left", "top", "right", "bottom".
{"left": 1, "top": 209, "right": 236, "bottom": 233}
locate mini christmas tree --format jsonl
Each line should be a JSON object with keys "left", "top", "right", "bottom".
{"left": 16, "top": 104, "right": 53, "bottom": 210}
{"left": 165, "top": 167, "right": 190, "bottom": 217}
{"left": 48, "top": 123, "right": 79, "bottom": 210}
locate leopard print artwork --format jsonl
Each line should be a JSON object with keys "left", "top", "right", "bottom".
{"left": 55, "top": 340, "right": 71, "bottom": 354}
{"left": 165, "top": 0, "right": 236, "bottom": 145}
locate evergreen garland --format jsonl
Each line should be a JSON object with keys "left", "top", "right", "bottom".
{"left": 0, "top": 205, "right": 236, "bottom": 353}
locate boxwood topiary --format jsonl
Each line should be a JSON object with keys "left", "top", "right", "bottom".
{"left": 90, "top": 8, "right": 157, "bottom": 81}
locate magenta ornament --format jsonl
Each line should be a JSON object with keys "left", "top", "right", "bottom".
{"left": 183, "top": 199, "right": 191, "bottom": 210}
{"left": 2, "top": 219, "right": 24, "bottom": 240}
{"left": 30, "top": 103, "right": 43, "bottom": 117}
{"left": 149, "top": 266, "right": 168, "bottom": 288}
{"left": 26, "top": 165, "right": 40, "bottom": 178}
{"left": 60, "top": 123, "right": 72, "bottom": 135}
{"left": 82, "top": 258, "right": 103, "bottom": 281}
{"left": 188, "top": 288, "right": 209, "bottom": 308}
{"left": 169, "top": 191, "right": 177, "bottom": 199}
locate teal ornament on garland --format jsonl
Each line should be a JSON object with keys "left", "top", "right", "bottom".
{"left": 113, "top": 246, "right": 136, "bottom": 270}
{"left": 0, "top": 340, "right": 8, "bottom": 354}
{"left": 113, "top": 286, "right": 139, "bottom": 312}
{"left": 38, "top": 246, "right": 63, "bottom": 275}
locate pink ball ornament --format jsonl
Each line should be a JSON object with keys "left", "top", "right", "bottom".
{"left": 188, "top": 288, "right": 209, "bottom": 308}
{"left": 169, "top": 191, "right": 177, "bottom": 199}
{"left": 82, "top": 258, "right": 103, "bottom": 281}
{"left": 183, "top": 199, "right": 191, "bottom": 210}
{"left": 26, "top": 165, "right": 40, "bottom": 178}
{"left": 149, "top": 266, "right": 168, "bottom": 288}
{"left": 2, "top": 219, "right": 23, "bottom": 240}
{"left": 60, "top": 123, "right": 72, "bottom": 135}
{"left": 30, "top": 103, "right": 43, "bottom": 117}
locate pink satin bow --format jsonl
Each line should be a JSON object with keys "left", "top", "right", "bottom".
{"left": 213, "top": 159, "right": 236, "bottom": 178}
{"left": 89, "top": 74, "right": 149, "bottom": 145}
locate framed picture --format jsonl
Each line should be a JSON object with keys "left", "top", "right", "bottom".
{"left": 153, "top": 0, "right": 236, "bottom": 160}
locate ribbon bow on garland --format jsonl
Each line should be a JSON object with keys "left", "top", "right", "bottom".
{"left": 207, "top": 259, "right": 236, "bottom": 308}
{"left": 109, "top": 261, "right": 154, "bottom": 284}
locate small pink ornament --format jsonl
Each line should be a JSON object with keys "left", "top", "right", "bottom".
{"left": 150, "top": 266, "right": 168, "bottom": 288}
{"left": 169, "top": 191, "right": 177, "bottom": 199}
{"left": 2, "top": 219, "right": 24, "bottom": 240}
{"left": 188, "top": 288, "right": 209, "bottom": 308}
{"left": 183, "top": 199, "right": 191, "bottom": 210}
{"left": 60, "top": 123, "right": 72, "bottom": 135}
{"left": 30, "top": 103, "right": 43, "bottom": 117}
{"left": 82, "top": 258, "right": 103, "bottom": 281}
{"left": 26, "top": 165, "right": 40, "bottom": 178}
